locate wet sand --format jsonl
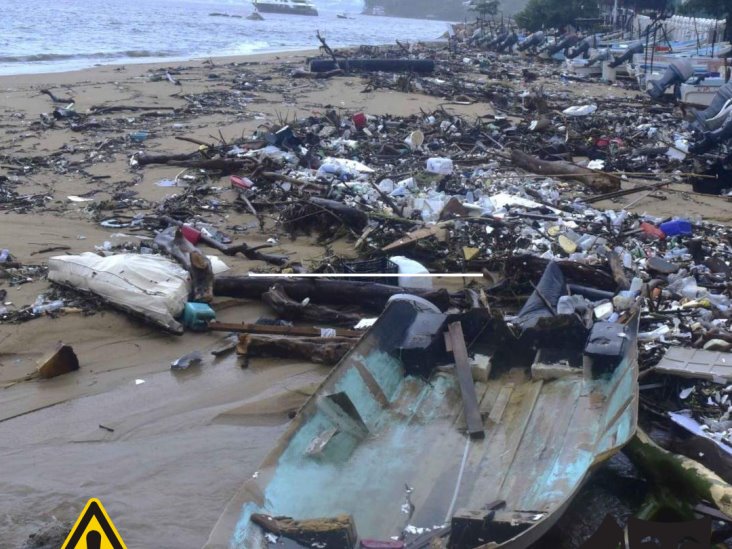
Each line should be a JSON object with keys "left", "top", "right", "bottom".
{"left": 1, "top": 48, "right": 730, "bottom": 548}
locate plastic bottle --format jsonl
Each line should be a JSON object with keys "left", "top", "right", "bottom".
{"left": 230, "top": 175, "right": 255, "bottom": 190}
{"left": 377, "top": 179, "right": 395, "bottom": 193}
{"left": 32, "top": 300, "right": 64, "bottom": 315}
{"left": 629, "top": 277, "right": 643, "bottom": 295}
{"left": 129, "top": 130, "right": 149, "bottom": 143}
{"left": 426, "top": 157, "right": 454, "bottom": 175}
{"left": 638, "top": 325, "right": 671, "bottom": 342}
{"left": 0, "top": 249, "right": 9, "bottom": 263}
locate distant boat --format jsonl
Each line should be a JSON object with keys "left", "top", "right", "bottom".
{"left": 363, "top": 5, "right": 385, "bottom": 16}
{"left": 252, "top": 0, "right": 318, "bottom": 16}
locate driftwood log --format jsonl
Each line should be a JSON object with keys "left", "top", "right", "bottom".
{"left": 214, "top": 277, "right": 452, "bottom": 312}
{"left": 474, "top": 254, "right": 617, "bottom": 291}
{"left": 263, "top": 284, "right": 363, "bottom": 326}
{"left": 251, "top": 513, "right": 357, "bottom": 547}
{"left": 237, "top": 334, "right": 355, "bottom": 366}
{"left": 308, "top": 197, "right": 369, "bottom": 232}
{"left": 510, "top": 149, "right": 621, "bottom": 193}
{"left": 292, "top": 68, "right": 344, "bottom": 79}
{"left": 154, "top": 227, "right": 213, "bottom": 302}
{"left": 136, "top": 153, "right": 259, "bottom": 175}
{"left": 136, "top": 151, "right": 201, "bottom": 166}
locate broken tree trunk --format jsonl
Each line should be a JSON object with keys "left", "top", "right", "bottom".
{"left": 154, "top": 227, "right": 214, "bottom": 302}
{"left": 162, "top": 216, "right": 288, "bottom": 266}
{"left": 262, "top": 284, "right": 363, "bottom": 326}
{"left": 510, "top": 149, "right": 621, "bottom": 193}
{"left": 608, "top": 251, "right": 631, "bottom": 291}
{"left": 625, "top": 428, "right": 732, "bottom": 521}
{"left": 237, "top": 334, "right": 355, "bottom": 365}
{"left": 214, "top": 277, "right": 452, "bottom": 312}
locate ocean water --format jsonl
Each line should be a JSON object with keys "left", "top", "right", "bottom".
{"left": 0, "top": 0, "right": 454, "bottom": 75}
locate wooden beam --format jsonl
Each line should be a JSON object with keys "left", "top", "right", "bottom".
{"left": 208, "top": 321, "right": 363, "bottom": 338}
{"left": 447, "top": 321, "right": 485, "bottom": 439}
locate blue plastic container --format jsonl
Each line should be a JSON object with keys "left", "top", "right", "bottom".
{"left": 182, "top": 302, "right": 216, "bottom": 331}
{"left": 659, "top": 219, "right": 693, "bottom": 237}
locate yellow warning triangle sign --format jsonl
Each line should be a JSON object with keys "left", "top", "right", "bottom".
{"left": 61, "top": 498, "right": 127, "bottom": 549}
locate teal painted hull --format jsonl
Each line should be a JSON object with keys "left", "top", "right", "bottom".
{"left": 206, "top": 297, "right": 640, "bottom": 549}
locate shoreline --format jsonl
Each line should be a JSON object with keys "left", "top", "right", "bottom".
{"left": 0, "top": 48, "right": 321, "bottom": 83}
{"left": 0, "top": 24, "right": 452, "bottom": 79}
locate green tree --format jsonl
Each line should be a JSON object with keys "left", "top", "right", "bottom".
{"left": 515, "top": 0, "right": 598, "bottom": 31}
{"left": 469, "top": 0, "right": 500, "bottom": 20}
{"left": 678, "top": 0, "right": 732, "bottom": 42}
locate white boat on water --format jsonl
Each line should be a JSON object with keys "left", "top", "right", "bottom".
{"left": 252, "top": 0, "right": 318, "bottom": 16}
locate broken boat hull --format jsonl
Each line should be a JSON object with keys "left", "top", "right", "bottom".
{"left": 206, "top": 288, "right": 640, "bottom": 548}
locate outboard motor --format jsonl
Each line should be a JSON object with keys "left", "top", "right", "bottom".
{"left": 469, "top": 27, "right": 485, "bottom": 46}
{"left": 587, "top": 48, "right": 611, "bottom": 67}
{"left": 607, "top": 40, "right": 644, "bottom": 69}
{"left": 566, "top": 35, "right": 597, "bottom": 59}
{"left": 691, "top": 110, "right": 732, "bottom": 154}
{"left": 546, "top": 33, "right": 579, "bottom": 56}
{"left": 496, "top": 33, "right": 518, "bottom": 53}
{"left": 693, "top": 82, "right": 732, "bottom": 129}
{"left": 647, "top": 58, "right": 694, "bottom": 100}
{"left": 486, "top": 31, "right": 509, "bottom": 49}
{"left": 517, "top": 31, "right": 545, "bottom": 52}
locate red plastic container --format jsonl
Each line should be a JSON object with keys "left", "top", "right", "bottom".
{"left": 352, "top": 112, "right": 367, "bottom": 129}
{"left": 180, "top": 224, "right": 201, "bottom": 244}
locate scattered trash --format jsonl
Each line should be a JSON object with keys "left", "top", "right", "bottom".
{"left": 8, "top": 17, "right": 732, "bottom": 548}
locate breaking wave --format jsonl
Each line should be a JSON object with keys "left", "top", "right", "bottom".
{"left": 0, "top": 50, "right": 178, "bottom": 63}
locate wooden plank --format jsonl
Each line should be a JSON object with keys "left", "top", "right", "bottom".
{"left": 487, "top": 384, "right": 514, "bottom": 425}
{"left": 208, "top": 321, "right": 362, "bottom": 338}
{"left": 381, "top": 223, "right": 449, "bottom": 252}
{"left": 447, "top": 321, "right": 485, "bottom": 439}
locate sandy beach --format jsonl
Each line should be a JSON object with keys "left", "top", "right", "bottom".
{"left": 0, "top": 48, "right": 497, "bottom": 548}
{"left": 1, "top": 45, "right": 731, "bottom": 548}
